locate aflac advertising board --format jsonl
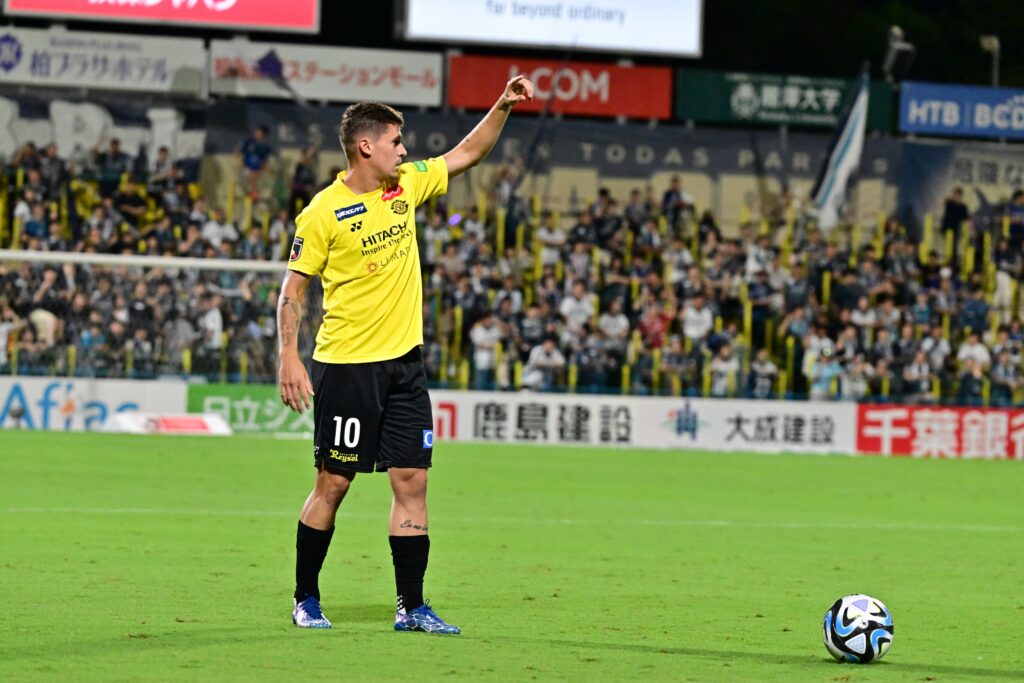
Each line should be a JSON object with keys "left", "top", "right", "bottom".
{"left": 0, "top": 378, "right": 186, "bottom": 431}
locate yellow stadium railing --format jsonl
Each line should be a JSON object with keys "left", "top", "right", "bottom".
{"left": 496, "top": 207, "right": 506, "bottom": 254}
{"left": 920, "top": 213, "right": 933, "bottom": 263}
{"left": 452, "top": 306, "right": 464, "bottom": 362}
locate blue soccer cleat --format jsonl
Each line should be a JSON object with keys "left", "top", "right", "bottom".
{"left": 292, "top": 596, "right": 332, "bottom": 629}
{"left": 393, "top": 601, "right": 461, "bottom": 635}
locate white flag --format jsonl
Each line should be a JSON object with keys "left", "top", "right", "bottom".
{"left": 812, "top": 74, "right": 869, "bottom": 230}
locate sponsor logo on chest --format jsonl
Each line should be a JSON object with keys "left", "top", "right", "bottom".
{"left": 382, "top": 185, "right": 404, "bottom": 202}
{"left": 361, "top": 222, "right": 410, "bottom": 250}
{"left": 334, "top": 202, "right": 368, "bottom": 221}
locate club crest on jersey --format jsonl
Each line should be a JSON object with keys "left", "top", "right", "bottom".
{"left": 289, "top": 237, "right": 304, "bottom": 262}
{"left": 382, "top": 185, "right": 404, "bottom": 201}
{"left": 392, "top": 199, "right": 409, "bottom": 216}
{"left": 334, "top": 202, "right": 367, "bottom": 221}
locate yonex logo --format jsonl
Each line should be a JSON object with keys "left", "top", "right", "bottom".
{"left": 422, "top": 430, "right": 434, "bottom": 448}
{"left": 334, "top": 203, "right": 367, "bottom": 221}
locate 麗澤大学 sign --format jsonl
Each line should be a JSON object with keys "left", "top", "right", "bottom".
{"left": 675, "top": 68, "right": 892, "bottom": 131}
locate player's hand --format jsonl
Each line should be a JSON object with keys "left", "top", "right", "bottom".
{"left": 279, "top": 353, "right": 314, "bottom": 414}
{"left": 499, "top": 75, "right": 534, "bottom": 110}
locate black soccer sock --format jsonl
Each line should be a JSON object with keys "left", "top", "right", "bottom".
{"left": 389, "top": 535, "right": 429, "bottom": 613}
{"left": 294, "top": 521, "right": 334, "bottom": 602}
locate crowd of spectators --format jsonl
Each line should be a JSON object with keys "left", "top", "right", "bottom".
{"left": 5, "top": 127, "right": 300, "bottom": 261}
{"left": 4, "top": 137, "right": 1024, "bottom": 406}
{"left": 0, "top": 132, "right": 310, "bottom": 381}
{"left": 424, "top": 178, "right": 1024, "bottom": 405}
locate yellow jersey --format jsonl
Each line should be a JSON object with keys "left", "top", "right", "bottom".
{"left": 288, "top": 157, "right": 448, "bottom": 364}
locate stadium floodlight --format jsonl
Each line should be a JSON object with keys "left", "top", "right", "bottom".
{"left": 882, "top": 25, "right": 915, "bottom": 85}
{"left": 979, "top": 35, "right": 1000, "bottom": 87}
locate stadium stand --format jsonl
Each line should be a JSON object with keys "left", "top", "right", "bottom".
{"left": 3, "top": 130, "right": 1024, "bottom": 407}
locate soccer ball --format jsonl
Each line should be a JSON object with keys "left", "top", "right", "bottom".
{"left": 822, "top": 594, "right": 894, "bottom": 663}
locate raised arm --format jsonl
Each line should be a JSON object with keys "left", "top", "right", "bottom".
{"left": 443, "top": 75, "right": 534, "bottom": 179}
{"left": 278, "top": 269, "right": 314, "bottom": 413}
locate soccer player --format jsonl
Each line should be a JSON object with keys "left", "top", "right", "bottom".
{"left": 277, "top": 75, "right": 535, "bottom": 633}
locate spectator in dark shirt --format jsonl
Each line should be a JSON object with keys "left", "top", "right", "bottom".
{"left": 941, "top": 186, "right": 969, "bottom": 266}
{"left": 960, "top": 287, "right": 990, "bottom": 335}
{"left": 290, "top": 145, "right": 318, "bottom": 212}
{"left": 748, "top": 269, "right": 774, "bottom": 348}
{"left": 568, "top": 211, "right": 597, "bottom": 247}
{"left": 622, "top": 188, "right": 651, "bottom": 230}
{"left": 832, "top": 269, "right": 866, "bottom": 311}
{"left": 94, "top": 138, "right": 131, "bottom": 197}
{"left": 784, "top": 261, "right": 815, "bottom": 312}
{"left": 238, "top": 124, "right": 272, "bottom": 200}
{"left": 114, "top": 179, "right": 147, "bottom": 229}
{"left": 698, "top": 210, "right": 722, "bottom": 246}
{"left": 1007, "top": 189, "right": 1024, "bottom": 250}
{"left": 956, "top": 358, "right": 985, "bottom": 406}
{"left": 162, "top": 180, "right": 193, "bottom": 226}
{"left": 662, "top": 175, "right": 692, "bottom": 233}
{"left": 38, "top": 144, "right": 66, "bottom": 196}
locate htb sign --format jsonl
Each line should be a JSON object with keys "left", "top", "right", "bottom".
{"left": 899, "top": 81, "right": 1024, "bottom": 139}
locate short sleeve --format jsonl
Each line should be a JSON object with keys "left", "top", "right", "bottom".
{"left": 407, "top": 157, "right": 449, "bottom": 207}
{"left": 288, "top": 205, "right": 328, "bottom": 276}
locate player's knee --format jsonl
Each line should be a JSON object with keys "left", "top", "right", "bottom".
{"left": 318, "top": 469, "right": 355, "bottom": 507}
{"left": 390, "top": 467, "right": 428, "bottom": 499}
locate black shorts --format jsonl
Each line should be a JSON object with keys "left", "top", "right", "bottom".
{"left": 311, "top": 347, "right": 434, "bottom": 474}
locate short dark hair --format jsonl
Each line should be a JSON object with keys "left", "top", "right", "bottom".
{"left": 339, "top": 102, "right": 404, "bottom": 161}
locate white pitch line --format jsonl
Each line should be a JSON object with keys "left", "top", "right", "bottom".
{"left": 1, "top": 507, "right": 1019, "bottom": 534}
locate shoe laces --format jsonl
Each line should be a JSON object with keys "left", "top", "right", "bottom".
{"left": 417, "top": 601, "right": 443, "bottom": 623}
{"left": 301, "top": 598, "right": 324, "bottom": 620}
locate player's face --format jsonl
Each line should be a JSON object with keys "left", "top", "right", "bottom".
{"left": 373, "top": 124, "right": 407, "bottom": 184}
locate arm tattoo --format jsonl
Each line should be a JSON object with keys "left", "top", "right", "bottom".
{"left": 277, "top": 294, "right": 304, "bottom": 349}
{"left": 400, "top": 519, "right": 428, "bottom": 532}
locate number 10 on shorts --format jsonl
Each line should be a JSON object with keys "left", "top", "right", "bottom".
{"left": 333, "top": 416, "right": 361, "bottom": 448}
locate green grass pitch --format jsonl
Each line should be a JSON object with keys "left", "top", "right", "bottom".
{"left": 1, "top": 432, "right": 1022, "bottom": 682}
